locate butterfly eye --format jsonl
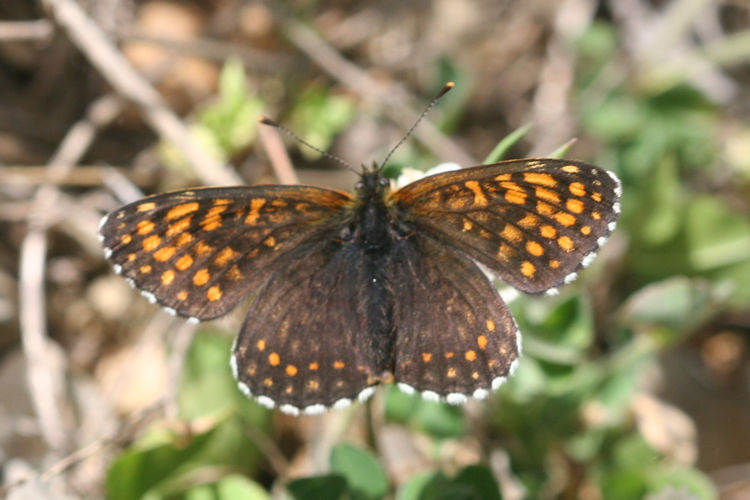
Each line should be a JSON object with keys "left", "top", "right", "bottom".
{"left": 355, "top": 181, "right": 364, "bottom": 190}
{"left": 379, "top": 177, "right": 390, "bottom": 187}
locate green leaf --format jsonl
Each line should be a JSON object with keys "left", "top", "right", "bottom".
{"left": 396, "top": 471, "right": 440, "bottom": 500}
{"left": 685, "top": 195, "right": 750, "bottom": 271}
{"left": 413, "top": 401, "right": 466, "bottom": 438}
{"left": 289, "top": 86, "right": 356, "bottom": 160}
{"left": 452, "top": 465, "right": 502, "bottom": 500}
{"left": 215, "top": 475, "right": 269, "bottom": 500}
{"left": 546, "top": 138, "right": 577, "bottom": 159}
{"left": 402, "top": 467, "right": 501, "bottom": 500}
{"left": 286, "top": 474, "right": 348, "bottom": 500}
{"left": 106, "top": 418, "right": 262, "bottom": 500}
{"left": 330, "top": 443, "right": 388, "bottom": 500}
{"left": 620, "top": 277, "right": 719, "bottom": 335}
{"left": 384, "top": 384, "right": 421, "bottom": 422}
{"left": 178, "top": 329, "right": 267, "bottom": 421}
{"left": 184, "top": 475, "right": 269, "bottom": 500}
{"left": 483, "top": 124, "right": 532, "bottom": 164}
{"left": 646, "top": 465, "right": 717, "bottom": 500}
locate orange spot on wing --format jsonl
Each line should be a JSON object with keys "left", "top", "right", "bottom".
{"left": 524, "top": 172, "right": 557, "bottom": 187}
{"left": 536, "top": 201, "right": 555, "bottom": 216}
{"left": 137, "top": 220, "right": 155, "bottom": 235}
{"left": 333, "top": 360, "right": 345, "bottom": 369}
{"left": 535, "top": 187, "right": 560, "bottom": 203}
{"left": 422, "top": 353, "right": 433, "bottom": 362}
{"left": 166, "top": 202, "right": 199, "bottom": 221}
{"left": 501, "top": 224, "right": 523, "bottom": 243}
{"left": 193, "top": 268, "right": 210, "bottom": 286}
{"left": 256, "top": 339, "right": 266, "bottom": 351}
{"left": 558, "top": 236, "right": 574, "bottom": 252}
{"left": 194, "top": 241, "right": 213, "bottom": 256}
{"left": 142, "top": 235, "right": 161, "bottom": 252}
{"left": 227, "top": 265, "right": 243, "bottom": 281}
{"left": 465, "top": 350, "right": 477, "bottom": 361}
{"left": 518, "top": 214, "right": 539, "bottom": 229}
{"left": 175, "top": 254, "right": 194, "bottom": 270}
{"left": 566, "top": 198, "right": 585, "bottom": 214}
{"left": 526, "top": 241, "right": 544, "bottom": 256}
{"left": 540, "top": 225, "right": 557, "bottom": 238}
{"left": 478, "top": 335, "right": 489, "bottom": 349}
{"left": 268, "top": 352, "right": 280, "bottom": 366}
{"left": 554, "top": 211, "right": 577, "bottom": 226}
{"left": 161, "top": 269, "right": 175, "bottom": 285}
{"left": 153, "top": 246, "right": 176, "bottom": 262}
{"left": 569, "top": 182, "right": 587, "bottom": 197}
{"left": 175, "top": 232, "right": 194, "bottom": 248}
{"left": 207, "top": 285, "right": 222, "bottom": 301}
{"left": 201, "top": 218, "right": 222, "bottom": 231}
{"left": 521, "top": 261, "right": 536, "bottom": 277}
{"left": 245, "top": 198, "right": 266, "bottom": 225}
{"left": 137, "top": 202, "right": 156, "bottom": 212}
{"left": 214, "top": 247, "right": 238, "bottom": 267}
{"left": 465, "top": 180, "right": 488, "bottom": 206}
{"left": 504, "top": 186, "right": 527, "bottom": 205}
{"left": 286, "top": 365, "right": 298, "bottom": 376}
{"left": 166, "top": 216, "right": 192, "bottom": 237}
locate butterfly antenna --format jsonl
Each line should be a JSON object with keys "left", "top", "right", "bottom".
{"left": 258, "top": 116, "right": 358, "bottom": 175}
{"left": 379, "top": 81, "right": 455, "bottom": 171}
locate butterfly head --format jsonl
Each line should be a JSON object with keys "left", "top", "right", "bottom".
{"left": 354, "top": 162, "right": 391, "bottom": 201}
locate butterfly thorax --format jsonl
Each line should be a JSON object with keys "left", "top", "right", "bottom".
{"left": 351, "top": 166, "right": 398, "bottom": 252}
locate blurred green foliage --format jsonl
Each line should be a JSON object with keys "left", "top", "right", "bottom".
{"left": 102, "top": 11, "right": 750, "bottom": 497}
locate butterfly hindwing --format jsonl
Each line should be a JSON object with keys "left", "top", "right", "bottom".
{"left": 392, "top": 159, "right": 621, "bottom": 293}
{"left": 231, "top": 237, "right": 382, "bottom": 414}
{"left": 388, "top": 235, "right": 520, "bottom": 401}
{"left": 99, "top": 185, "right": 353, "bottom": 320}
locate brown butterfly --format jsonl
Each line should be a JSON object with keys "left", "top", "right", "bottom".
{"left": 100, "top": 85, "right": 621, "bottom": 415}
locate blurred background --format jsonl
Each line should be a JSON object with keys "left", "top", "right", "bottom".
{"left": 1, "top": 0, "right": 750, "bottom": 499}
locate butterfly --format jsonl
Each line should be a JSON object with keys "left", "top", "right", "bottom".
{"left": 99, "top": 152, "right": 621, "bottom": 415}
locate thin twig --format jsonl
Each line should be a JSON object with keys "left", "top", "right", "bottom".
{"left": 257, "top": 121, "right": 300, "bottom": 185}
{"left": 116, "top": 28, "right": 295, "bottom": 73}
{"left": 0, "top": 165, "right": 151, "bottom": 187}
{"left": 0, "top": 398, "right": 168, "bottom": 496}
{"left": 40, "top": 0, "right": 241, "bottom": 186}
{"left": 0, "top": 20, "right": 54, "bottom": 40}
{"left": 280, "top": 18, "right": 476, "bottom": 167}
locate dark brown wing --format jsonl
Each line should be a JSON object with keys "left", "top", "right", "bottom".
{"left": 391, "top": 159, "right": 621, "bottom": 294}
{"left": 231, "top": 237, "right": 382, "bottom": 415}
{"left": 388, "top": 236, "right": 520, "bottom": 402}
{"left": 99, "top": 185, "right": 353, "bottom": 320}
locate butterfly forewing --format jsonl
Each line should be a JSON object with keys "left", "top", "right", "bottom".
{"left": 392, "top": 159, "right": 621, "bottom": 293}
{"left": 99, "top": 185, "right": 353, "bottom": 320}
